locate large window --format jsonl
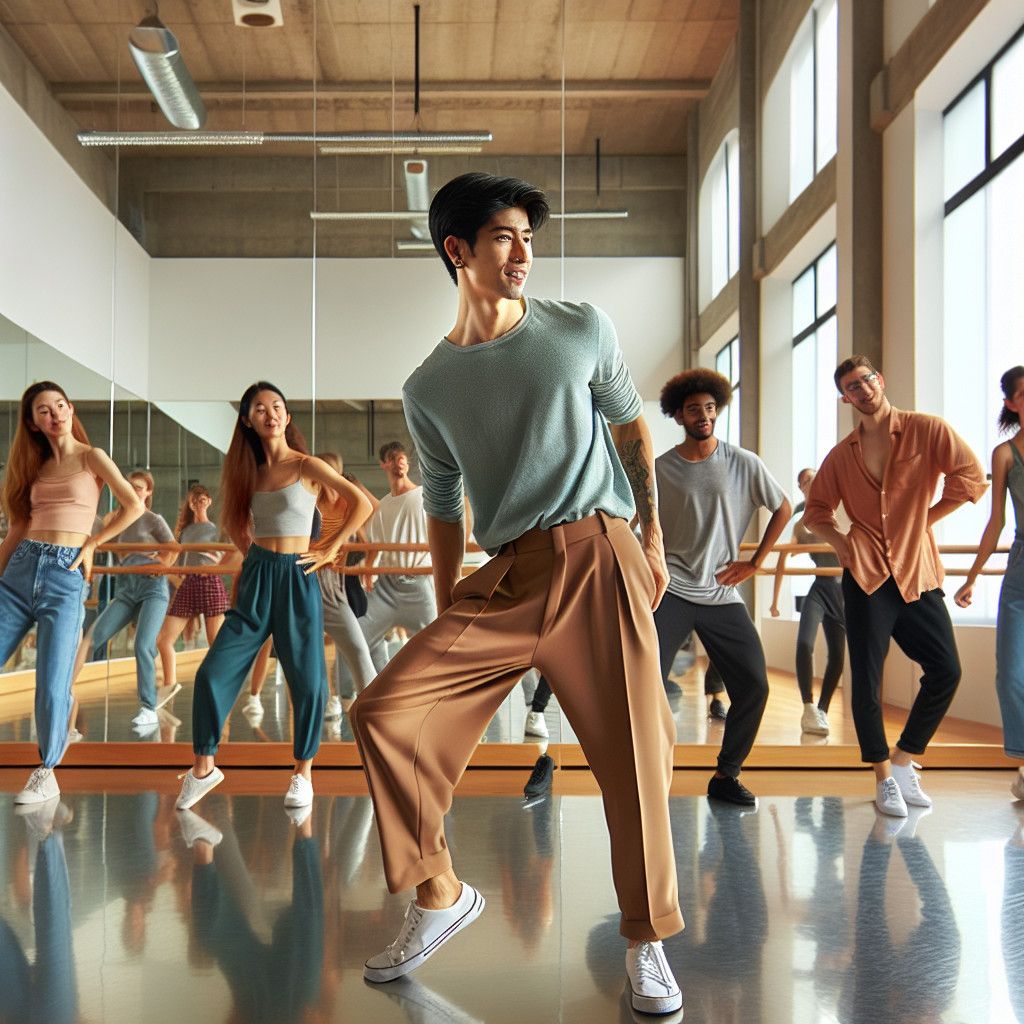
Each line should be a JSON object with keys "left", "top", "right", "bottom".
{"left": 699, "top": 131, "right": 740, "bottom": 308}
{"left": 716, "top": 336, "right": 741, "bottom": 447}
{"left": 791, "top": 244, "right": 838, "bottom": 480}
{"left": 942, "top": 25, "right": 1024, "bottom": 622}
{"left": 789, "top": 0, "right": 838, "bottom": 202}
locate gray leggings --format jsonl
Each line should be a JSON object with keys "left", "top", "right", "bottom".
{"left": 796, "top": 578, "right": 846, "bottom": 710}
{"left": 318, "top": 569, "right": 376, "bottom": 695}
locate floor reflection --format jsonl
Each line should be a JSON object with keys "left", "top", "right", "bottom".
{"left": 0, "top": 781, "right": 1020, "bottom": 1022}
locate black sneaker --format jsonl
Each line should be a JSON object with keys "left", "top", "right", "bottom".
{"left": 708, "top": 697, "right": 728, "bottom": 720}
{"left": 524, "top": 754, "right": 554, "bottom": 799}
{"left": 707, "top": 774, "right": 757, "bottom": 807}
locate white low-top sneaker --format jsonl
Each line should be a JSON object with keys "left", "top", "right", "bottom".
{"left": 176, "top": 767, "right": 225, "bottom": 809}
{"left": 524, "top": 711, "right": 549, "bottom": 738}
{"left": 284, "top": 774, "right": 314, "bottom": 808}
{"left": 364, "top": 882, "right": 486, "bottom": 983}
{"left": 14, "top": 766, "right": 60, "bottom": 805}
{"left": 324, "top": 695, "right": 343, "bottom": 721}
{"left": 625, "top": 940, "right": 683, "bottom": 1015}
{"left": 132, "top": 706, "right": 159, "bottom": 728}
{"left": 800, "top": 703, "right": 828, "bottom": 736}
{"left": 1011, "top": 770, "right": 1024, "bottom": 802}
{"left": 243, "top": 694, "right": 263, "bottom": 716}
{"left": 891, "top": 763, "right": 932, "bottom": 808}
{"left": 177, "top": 808, "right": 223, "bottom": 848}
{"left": 875, "top": 777, "right": 908, "bottom": 817}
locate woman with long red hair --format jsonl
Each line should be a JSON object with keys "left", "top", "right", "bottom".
{"left": 176, "top": 381, "right": 373, "bottom": 813}
{"left": 0, "top": 381, "right": 144, "bottom": 803}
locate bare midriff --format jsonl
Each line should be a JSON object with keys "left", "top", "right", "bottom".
{"left": 25, "top": 529, "right": 90, "bottom": 547}
{"left": 253, "top": 535, "right": 310, "bottom": 554}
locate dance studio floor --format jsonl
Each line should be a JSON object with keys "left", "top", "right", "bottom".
{"left": 0, "top": 768, "right": 1020, "bottom": 1024}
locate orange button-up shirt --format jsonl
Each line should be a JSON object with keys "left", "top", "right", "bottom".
{"left": 803, "top": 408, "right": 987, "bottom": 602}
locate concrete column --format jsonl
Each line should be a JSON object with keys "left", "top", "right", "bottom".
{"left": 685, "top": 112, "right": 700, "bottom": 366}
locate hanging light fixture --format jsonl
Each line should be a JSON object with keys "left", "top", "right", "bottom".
{"left": 128, "top": 13, "right": 206, "bottom": 130}
{"left": 78, "top": 129, "right": 491, "bottom": 147}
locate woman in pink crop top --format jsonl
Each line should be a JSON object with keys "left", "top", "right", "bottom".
{"left": 0, "top": 380, "right": 145, "bottom": 805}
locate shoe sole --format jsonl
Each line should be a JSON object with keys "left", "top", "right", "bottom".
{"left": 363, "top": 889, "right": 486, "bottom": 983}
{"left": 629, "top": 985, "right": 684, "bottom": 1015}
{"left": 324, "top": 710, "right": 343, "bottom": 720}
{"left": 524, "top": 728, "right": 549, "bottom": 738}
{"left": 284, "top": 793, "right": 314, "bottom": 808}
{"left": 176, "top": 770, "right": 224, "bottom": 810}
{"left": 874, "top": 800, "right": 908, "bottom": 818}
{"left": 154, "top": 683, "right": 182, "bottom": 711}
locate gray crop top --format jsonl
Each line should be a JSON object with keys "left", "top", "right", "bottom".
{"left": 117, "top": 509, "right": 175, "bottom": 565}
{"left": 179, "top": 521, "right": 220, "bottom": 566}
{"left": 250, "top": 478, "right": 318, "bottom": 538}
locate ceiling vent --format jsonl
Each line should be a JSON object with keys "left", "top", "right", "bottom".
{"left": 232, "top": 0, "right": 283, "bottom": 28}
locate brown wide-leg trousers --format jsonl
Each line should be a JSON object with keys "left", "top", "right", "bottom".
{"left": 349, "top": 512, "right": 684, "bottom": 941}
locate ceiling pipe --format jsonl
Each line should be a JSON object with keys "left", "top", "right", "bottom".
{"left": 128, "top": 14, "right": 206, "bottom": 130}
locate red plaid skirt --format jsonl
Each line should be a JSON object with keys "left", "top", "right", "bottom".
{"left": 169, "top": 573, "right": 230, "bottom": 618}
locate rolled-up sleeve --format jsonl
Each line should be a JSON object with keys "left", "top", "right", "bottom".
{"left": 588, "top": 304, "right": 644, "bottom": 425}
{"left": 402, "top": 388, "right": 464, "bottom": 522}
{"left": 933, "top": 419, "right": 988, "bottom": 506}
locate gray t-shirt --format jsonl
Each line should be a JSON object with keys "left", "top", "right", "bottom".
{"left": 117, "top": 509, "right": 174, "bottom": 566}
{"left": 179, "top": 521, "right": 220, "bottom": 566}
{"left": 402, "top": 297, "right": 643, "bottom": 554}
{"left": 657, "top": 441, "right": 787, "bottom": 605}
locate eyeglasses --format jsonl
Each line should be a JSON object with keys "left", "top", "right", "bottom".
{"left": 841, "top": 372, "right": 879, "bottom": 395}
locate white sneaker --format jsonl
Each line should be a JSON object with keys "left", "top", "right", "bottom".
{"left": 324, "top": 695, "right": 343, "bottom": 721}
{"left": 67, "top": 727, "right": 84, "bottom": 745}
{"left": 364, "top": 882, "right": 486, "bottom": 983}
{"left": 177, "top": 808, "right": 223, "bottom": 848}
{"left": 891, "top": 762, "right": 932, "bottom": 808}
{"left": 875, "top": 777, "right": 908, "bottom": 817}
{"left": 176, "top": 767, "right": 225, "bottom": 809}
{"left": 801, "top": 703, "right": 828, "bottom": 736}
{"left": 284, "top": 774, "right": 313, "bottom": 808}
{"left": 242, "top": 694, "right": 263, "bottom": 718}
{"left": 15, "top": 798, "right": 72, "bottom": 841}
{"left": 625, "top": 940, "right": 683, "bottom": 1015}
{"left": 1012, "top": 770, "right": 1024, "bottom": 802}
{"left": 131, "top": 706, "right": 159, "bottom": 728}
{"left": 14, "top": 767, "right": 60, "bottom": 805}
{"left": 524, "top": 711, "right": 549, "bottom": 738}
{"left": 155, "top": 682, "right": 182, "bottom": 710}
{"left": 284, "top": 803, "right": 313, "bottom": 828}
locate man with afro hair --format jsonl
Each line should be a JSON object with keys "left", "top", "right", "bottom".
{"left": 655, "top": 367, "right": 791, "bottom": 806}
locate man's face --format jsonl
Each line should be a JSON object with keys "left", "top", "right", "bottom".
{"left": 797, "top": 469, "right": 816, "bottom": 498}
{"left": 381, "top": 448, "right": 409, "bottom": 478}
{"left": 453, "top": 207, "right": 533, "bottom": 301}
{"left": 675, "top": 393, "right": 718, "bottom": 442}
{"left": 838, "top": 367, "right": 886, "bottom": 415}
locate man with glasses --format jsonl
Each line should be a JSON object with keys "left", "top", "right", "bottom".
{"left": 804, "top": 356, "right": 986, "bottom": 816}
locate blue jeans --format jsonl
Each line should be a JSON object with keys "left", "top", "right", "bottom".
{"left": 88, "top": 570, "right": 170, "bottom": 709}
{"left": 997, "top": 539, "right": 1024, "bottom": 758}
{"left": 0, "top": 541, "right": 85, "bottom": 767}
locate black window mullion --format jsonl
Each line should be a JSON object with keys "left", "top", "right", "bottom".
{"left": 945, "top": 132, "right": 1024, "bottom": 217}
{"left": 811, "top": 6, "right": 819, "bottom": 174}
{"left": 793, "top": 305, "right": 836, "bottom": 348}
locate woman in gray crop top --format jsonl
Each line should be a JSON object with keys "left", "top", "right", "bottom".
{"left": 156, "top": 483, "right": 232, "bottom": 694}
{"left": 955, "top": 365, "right": 1024, "bottom": 798}
{"left": 71, "top": 470, "right": 179, "bottom": 733}
{"left": 177, "top": 381, "right": 374, "bottom": 815}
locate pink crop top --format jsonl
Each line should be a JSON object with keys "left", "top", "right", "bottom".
{"left": 30, "top": 469, "right": 103, "bottom": 535}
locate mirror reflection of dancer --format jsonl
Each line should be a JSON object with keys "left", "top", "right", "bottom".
{"left": 175, "top": 382, "right": 373, "bottom": 811}
{"left": 654, "top": 369, "right": 791, "bottom": 807}
{"left": 72, "top": 470, "right": 178, "bottom": 732}
{"left": 156, "top": 484, "right": 231, "bottom": 698}
{"left": 0, "top": 381, "right": 143, "bottom": 803}
{"left": 770, "top": 467, "right": 846, "bottom": 737}
{"left": 350, "top": 173, "right": 683, "bottom": 1016}
{"left": 955, "top": 365, "right": 1024, "bottom": 801}
{"left": 804, "top": 356, "right": 986, "bottom": 816}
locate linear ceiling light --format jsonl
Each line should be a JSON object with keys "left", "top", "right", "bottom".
{"left": 313, "top": 209, "right": 630, "bottom": 222}
{"left": 396, "top": 240, "right": 436, "bottom": 252}
{"left": 319, "top": 144, "right": 483, "bottom": 155}
{"left": 551, "top": 210, "right": 629, "bottom": 219}
{"left": 78, "top": 129, "right": 492, "bottom": 147}
{"left": 128, "top": 15, "right": 206, "bottom": 130}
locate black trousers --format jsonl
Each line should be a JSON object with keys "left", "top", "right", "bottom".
{"left": 654, "top": 592, "right": 769, "bottom": 777}
{"left": 841, "top": 572, "right": 961, "bottom": 763}
{"left": 796, "top": 577, "right": 846, "bottom": 710}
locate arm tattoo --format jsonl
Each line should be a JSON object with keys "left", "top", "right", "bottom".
{"left": 620, "top": 439, "right": 655, "bottom": 528}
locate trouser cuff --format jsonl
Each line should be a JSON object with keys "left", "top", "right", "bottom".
{"left": 895, "top": 739, "right": 927, "bottom": 756}
{"left": 620, "top": 907, "right": 685, "bottom": 941}
{"left": 386, "top": 847, "right": 454, "bottom": 895}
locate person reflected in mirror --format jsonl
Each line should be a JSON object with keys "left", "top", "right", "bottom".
{"left": 654, "top": 369, "right": 792, "bottom": 807}
{"left": 156, "top": 484, "right": 231, "bottom": 699}
{"left": 71, "top": 469, "right": 178, "bottom": 736}
{"left": 175, "top": 381, "right": 373, "bottom": 812}
{"left": 804, "top": 356, "right": 987, "bottom": 816}
{"left": 664, "top": 634, "right": 728, "bottom": 719}
{"left": 955, "top": 366, "right": 1024, "bottom": 801}
{"left": 358, "top": 441, "right": 437, "bottom": 672}
{"left": 0, "top": 381, "right": 144, "bottom": 804}
{"left": 350, "top": 173, "right": 683, "bottom": 1015}
{"left": 770, "top": 467, "right": 846, "bottom": 738}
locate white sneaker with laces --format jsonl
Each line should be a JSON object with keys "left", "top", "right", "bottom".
{"left": 801, "top": 703, "right": 828, "bottom": 736}
{"left": 284, "top": 774, "right": 314, "bottom": 807}
{"left": 364, "top": 882, "right": 486, "bottom": 983}
{"left": 891, "top": 762, "right": 932, "bottom": 808}
{"left": 324, "top": 695, "right": 343, "bottom": 721}
{"left": 1012, "top": 770, "right": 1024, "bottom": 802}
{"left": 155, "top": 682, "right": 182, "bottom": 710}
{"left": 176, "top": 767, "right": 225, "bottom": 809}
{"left": 875, "top": 776, "right": 908, "bottom": 817}
{"left": 177, "top": 808, "right": 223, "bottom": 848}
{"left": 132, "top": 706, "right": 159, "bottom": 728}
{"left": 625, "top": 940, "right": 683, "bottom": 1015}
{"left": 524, "top": 711, "right": 549, "bottom": 738}
{"left": 243, "top": 694, "right": 263, "bottom": 715}
{"left": 14, "top": 767, "right": 60, "bottom": 805}
{"left": 813, "top": 707, "right": 830, "bottom": 735}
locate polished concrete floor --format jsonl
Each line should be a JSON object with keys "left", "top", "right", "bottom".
{"left": 0, "top": 769, "right": 1021, "bottom": 1023}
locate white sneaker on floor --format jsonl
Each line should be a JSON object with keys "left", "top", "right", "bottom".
{"left": 15, "top": 797, "right": 72, "bottom": 840}
{"left": 131, "top": 706, "right": 159, "bottom": 728}
{"left": 176, "top": 767, "right": 225, "bottom": 809}
{"left": 524, "top": 711, "right": 549, "bottom": 738}
{"left": 801, "top": 703, "right": 828, "bottom": 736}
{"left": 625, "top": 940, "right": 683, "bottom": 1015}
{"left": 242, "top": 694, "right": 263, "bottom": 718}
{"left": 14, "top": 767, "right": 60, "bottom": 805}
{"left": 284, "top": 774, "right": 314, "bottom": 807}
{"left": 875, "top": 777, "right": 908, "bottom": 817}
{"left": 364, "top": 882, "right": 486, "bottom": 983}
{"left": 324, "top": 695, "right": 343, "bottom": 721}
{"left": 891, "top": 762, "right": 932, "bottom": 808}
{"left": 1012, "top": 770, "right": 1024, "bottom": 802}
{"left": 177, "top": 808, "right": 223, "bottom": 848}
{"left": 155, "top": 682, "right": 182, "bottom": 710}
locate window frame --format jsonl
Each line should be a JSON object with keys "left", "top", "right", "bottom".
{"left": 791, "top": 243, "right": 838, "bottom": 349}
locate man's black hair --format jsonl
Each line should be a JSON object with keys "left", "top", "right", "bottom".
{"left": 378, "top": 440, "right": 407, "bottom": 463}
